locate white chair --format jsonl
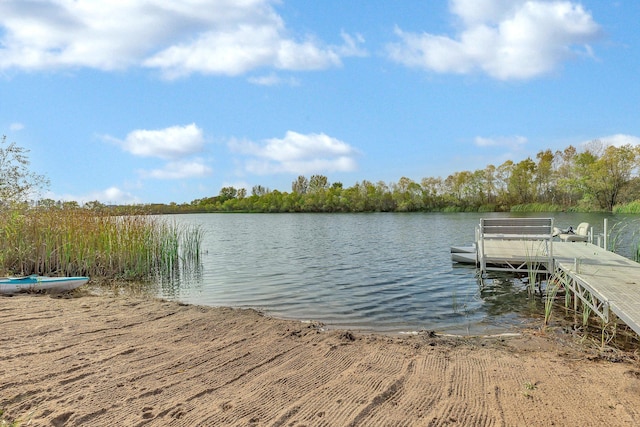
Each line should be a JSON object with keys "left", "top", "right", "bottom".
{"left": 560, "top": 222, "right": 589, "bottom": 242}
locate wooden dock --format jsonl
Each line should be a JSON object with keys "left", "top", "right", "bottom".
{"left": 475, "top": 218, "right": 640, "bottom": 337}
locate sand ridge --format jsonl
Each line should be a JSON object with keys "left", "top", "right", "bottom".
{"left": 1, "top": 293, "right": 640, "bottom": 426}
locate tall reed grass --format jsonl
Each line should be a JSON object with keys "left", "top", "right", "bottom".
{"left": 608, "top": 218, "right": 640, "bottom": 262}
{"left": 0, "top": 208, "right": 203, "bottom": 280}
{"left": 543, "top": 272, "right": 563, "bottom": 328}
{"left": 613, "top": 200, "right": 640, "bottom": 214}
{"left": 510, "top": 203, "right": 563, "bottom": 213}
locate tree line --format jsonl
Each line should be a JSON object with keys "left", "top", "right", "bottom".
{"left": 122, "top": 140, "right": 640, "bottom": 214}
{"left": 4, "top": 134, "right": 640, "bottom": 214}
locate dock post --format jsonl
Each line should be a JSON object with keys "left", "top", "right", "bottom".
{"left": 604, "top": 218, "right": 608, "bottom": 251}
{"left": 574, "top": 292, "right": 578, "bottom": 323}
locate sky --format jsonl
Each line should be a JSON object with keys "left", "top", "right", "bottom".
{"left": 1, "top": 0, "right": 639, "bottom": 205}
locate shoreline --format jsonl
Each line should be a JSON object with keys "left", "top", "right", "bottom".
{"left": 2, "top": 292, "right": 640, "bottom": 426}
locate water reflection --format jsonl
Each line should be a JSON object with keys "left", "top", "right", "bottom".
{"left": 478, "top": 273, "right": 543, "bottom": 318}
{"left": 154, "top": 259, "right": 204, "bottom": 298}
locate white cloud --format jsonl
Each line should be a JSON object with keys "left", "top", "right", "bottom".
{"left": 475, "top": 135, "right": 527, "bottom": 149}
{"left": 0, "top": 0, "right": 365, "bottom": 77}
{"left": 450, "top": 0, "right": 520, "bottom": 25}
{"left": 104, "top": 124, "right": 212, "bottom": 182}
{"left": 9, "top": 122, "right": 24, "bottom": 131}
{"left": 92, "top": 186, "right": 141, "bottom": 204}
{"left": 47, "top": 187, "right": 141, "bottom": 205}
{"left": 107, "top": 123, "right": 204, "bottom": 160}
{"left": 229, "top": 131, "right": 359, "bottom": 175}
{"left": 247, "top": 73, "right": 300, "bottom": 86}
{"left": 599, "top": 134, "right": 640, "bottom": 147}
{"left": 387, "top": 0, "right": 601, "bottom": 80}
{"left": 140, "top": 159, "right": 213, "bottom": 180}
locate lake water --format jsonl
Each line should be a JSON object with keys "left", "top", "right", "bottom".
{"left": 156, "top": 212, "right": 634, "bottom": 335}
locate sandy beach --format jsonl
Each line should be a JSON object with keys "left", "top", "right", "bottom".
{"left": 1, "top": 293, "right": 640, "bottom": 426}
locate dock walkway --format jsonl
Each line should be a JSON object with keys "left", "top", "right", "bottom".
{"left": 476, "top": 218, "right": 640, "bottom": 336}
{"left": 553, "top": 242, "right": 640, "bottom": 336}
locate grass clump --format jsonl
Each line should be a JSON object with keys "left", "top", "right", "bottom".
{"left": 0, "top": 207, "right": 203, "bottom": 281}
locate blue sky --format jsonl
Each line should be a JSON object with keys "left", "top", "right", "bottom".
{"left": 1, "top": 0, "right": 639, "bottom": 205}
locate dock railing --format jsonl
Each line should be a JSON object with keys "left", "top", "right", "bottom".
{"left": 477, "top": 218, "right": 554, "bottom": 273}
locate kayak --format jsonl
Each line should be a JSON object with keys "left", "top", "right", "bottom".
{"left": 0, "top": 275, "right": 89, "bottom": 294}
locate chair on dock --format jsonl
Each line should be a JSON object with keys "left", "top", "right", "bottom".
{"left": 559, "top": 222, "right": 590, "bottom": 242}
{"left": 477, "top": 218, "right": 554, "bottom": 273}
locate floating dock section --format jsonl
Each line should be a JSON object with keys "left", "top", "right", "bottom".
{"left": 473, "top": 217, "right": 640, "bottom": 337}
{"left": 477, "top": 217, "right": 554, "bottom": 273}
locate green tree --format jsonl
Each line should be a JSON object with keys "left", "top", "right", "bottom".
{"left": 393, "top": 177, "right": 423, "bottom": 211}
{"left": 308, "top": 174, "right": 329, "bottom": 193}
{"left": 0, "top": 135, "right": 49, "bottom": 204}
{"left": 292, "top": 175, "right": 308, "bottom": 194}
{"left": 420, "top": 176, "right": 443, "bottom": 210}
{"left": 535, "top": 149, "right": 555, "bottom": 203}
{"left": 264, "top": 190, "right": 284, "bottom": 212}
{"left": 588, "top": 144, "right": 639, "bottom": 210}
{"left": 573, "top": 149, "right": 598, "bottom": 206}
{"left": 554, "top": 146, "right": 578, "bottom": 206}
{"left": 325, "top": 183, "right": 344, "bottom": 212}
{"left": 483, "top": 165, "right": 497, "bottom": 205}
{"left": 375, "top": 181, "right": 395, "bottom": 211}
{"left": 252, "top": 185, "right": 270, "bottom": 196}
{"left": 495, "top": 160, "right": 514, "bottom": 207}
{"left": 218, "top": 186, "right": 238, "bottom": 203}
{"left": 444, "top": 171, "right": 473, "bottom": 208}
{"left": 508, "top": 158, "right": 536, "bottom": 204}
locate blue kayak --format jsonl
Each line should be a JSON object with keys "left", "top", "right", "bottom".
{"left": 0, "top": 275, "right": 89, "bottom": 294}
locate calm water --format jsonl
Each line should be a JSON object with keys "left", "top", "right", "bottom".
{"left": 156, "top": 212, "right": 632, "bottom": 334}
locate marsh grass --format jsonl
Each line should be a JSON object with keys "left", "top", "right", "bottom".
{"left": 542, "top": 272, "right": 640, "bottom": 351}
{"left": 525, "top": 262, "right": 541, "bottom": 296}
{"left": 613, "top": 201, "right": 640, "bottom": 214}
{"left": 608, "top": 220, "right": 633, "bottom": 251}
{"left": 510, "top": 203, "right": 564, "bottom": 213}
{"left": 0, "top": 208, "right": 203, "bottom": 281}
{"left": 607, "top": 218, "right": 640, "bottom": 261}
{"left": 524, "top": 241, "right": 548, "bottom": 296}
{"left": 543, "top": 276, "right": 558, "bottom": 328}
